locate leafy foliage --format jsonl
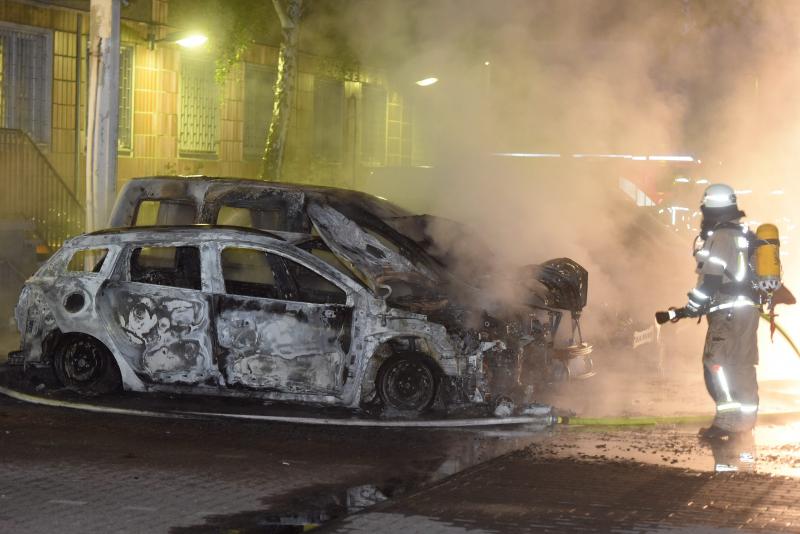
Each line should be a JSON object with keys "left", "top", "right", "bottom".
{"left": 169, "top": 0, "right": 280, "bottom": 84}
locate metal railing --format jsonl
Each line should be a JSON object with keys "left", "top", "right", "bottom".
{"left": 0, "top": 128, "right": 84, "bottom": 251}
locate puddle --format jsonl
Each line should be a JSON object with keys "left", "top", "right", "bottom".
{"left": 169, "top": 423, "right": 553, "bottom": 532}
{"left": 179, "top": 484, "right": 390, "bottom": 533}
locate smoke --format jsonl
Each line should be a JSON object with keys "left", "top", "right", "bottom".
{"left": 316, "top": 0, "right": 800, "bottom": 408}
{"left": 325, "top": 0, "right": 699, "bottom": 327}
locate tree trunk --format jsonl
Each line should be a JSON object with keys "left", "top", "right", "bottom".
{"left": 261, "top": 0, "right": 302, "bottom": 181}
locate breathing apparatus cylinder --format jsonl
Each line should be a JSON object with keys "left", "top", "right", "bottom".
{"left": 755, "top": 223, "right": 781, "bottom": 292}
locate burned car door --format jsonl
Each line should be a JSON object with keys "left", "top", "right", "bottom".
{"left": 97, "top": 244, "right": 218, "bottom": 384}
{"left": 214, "top": 245, "right": 353, "bottom": 396}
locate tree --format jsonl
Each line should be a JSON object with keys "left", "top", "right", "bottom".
{"left": 176, "top": 0, "right": 304, "bottom": 182}
{"left": 262, "top": 0, "right": 303, "bottom": 181}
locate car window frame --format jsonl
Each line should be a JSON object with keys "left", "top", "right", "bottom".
{"left": 46, "top": 245, "right": 121, "bottom": 279}
{"left": 131, "top": 197, "right": 199, "bottom": 227}
{"left": 215, "top": 243, "right": 353, "bottom": 306}
{"left": 114, "top": 241, "right": 211, "bottom": 293}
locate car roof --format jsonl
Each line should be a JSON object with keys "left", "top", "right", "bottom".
{"left": 121, "top": 176, "right": 412, "bottom": 217}
{"left": 68, "top": 225, "right": 311, "bottom": 248}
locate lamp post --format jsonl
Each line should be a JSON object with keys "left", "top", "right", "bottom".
{"left": 85, "top": 0, "right": 120, "bottom": 233}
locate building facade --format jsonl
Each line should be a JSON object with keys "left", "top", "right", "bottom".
{"left": 0, "top": 0, "right": 424, "bottom": 206}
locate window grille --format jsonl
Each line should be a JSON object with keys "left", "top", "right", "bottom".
{"left": 313, "top": 77, "right": 344, "bottom": 162}
{"left": 0, "top": 23, "right": 52, "bottom": 145}
{"left": 361, "top": 84, "right": 387, "bottom": 165}
{"left": 0, "top": 39, "right": 4, "bottom": 128}
{"left": 118, "top": 45, "right": 134, "bottom": 153}
{"left": 179, "top": 56, "right": 218, "bottom": 155}
{"left": 244, "top": 63, "right": 276, "bottom": 159}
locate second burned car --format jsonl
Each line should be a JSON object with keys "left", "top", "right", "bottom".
{"left": 11, "top": 177, "right": 593, "bottom": 415}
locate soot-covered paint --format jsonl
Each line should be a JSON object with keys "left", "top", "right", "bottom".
{"left": 216, "top": 294, "right": 352, "bottom": 394}
{"left": 104, "top": 286, "right": 216, "bottom": 384}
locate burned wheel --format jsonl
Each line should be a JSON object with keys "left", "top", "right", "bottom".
{"left": 377, "top": 354, "right": 437, "bottom": 413}
{"left": 53, "top": 336, "right": 121, "bottom": 395}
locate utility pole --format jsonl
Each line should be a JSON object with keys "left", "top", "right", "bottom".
{"left": 85, "top": 0, "right": 121, "bottom": 232}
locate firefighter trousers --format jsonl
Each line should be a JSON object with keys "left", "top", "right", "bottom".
{"left": 702, "top": 305, "right": 760, "bottom": 433}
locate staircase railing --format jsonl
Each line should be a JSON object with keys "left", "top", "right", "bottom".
{"left": 0, "top": 128, "right": 84, "bottom": 251}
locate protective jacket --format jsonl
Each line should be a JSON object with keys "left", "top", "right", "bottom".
{"left": 689, "top": 220, "right": 760, "bottom": 433}
{"left": 689, "top": 222, "right": 758, "bottom": 313}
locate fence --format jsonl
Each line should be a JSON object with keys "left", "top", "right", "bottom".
{"left": 0, "top": 128, "right": 84, "bottom": 251}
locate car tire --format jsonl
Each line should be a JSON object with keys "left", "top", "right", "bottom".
{"left": 53, "top": 336, "right": 122, "bottom": 395}
{"left": 377, "top": 353, "right": 437, "bottom": 414}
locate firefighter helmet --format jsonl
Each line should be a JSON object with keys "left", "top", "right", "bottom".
{"left": 702, "top": 183, "right": 738, "bottom": 209}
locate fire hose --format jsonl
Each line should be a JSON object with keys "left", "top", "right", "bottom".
{"left": 655, "top": 307, "right": 800, "bottom": 359}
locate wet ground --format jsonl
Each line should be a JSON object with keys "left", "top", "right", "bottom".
{"left": 0, "top": 392, "right": 551, "bottom": 533}
{"left": 4, "top": 335, "right": 800, "bottom": 532}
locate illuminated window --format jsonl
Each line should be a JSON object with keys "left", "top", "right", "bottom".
{"left": 386, "top": 92, "right": 410, "bottom": 166}
{"left": 0, "top": 23, "right": 52, "bottom": 144}
{"left": 118, "top": 44, "right": 134, "bottom": 153}
{"left": 313, "top": 77, "right": 344, "bottom": 162}
{"left": 244, "top": 63, "right": 276, "bottom": 160}
{"left": 361, "top": 84, "right": 386, "bottom": 166}
{"left": 179, "top": 56, "right": 218, "bottom": 156}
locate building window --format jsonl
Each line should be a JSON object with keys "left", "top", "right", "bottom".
{"left": 361, "top": 84, "right": 387, "bottom": 166}
{"left": 0, "top": 23, "right": 52, "bottom": 145}
{"left": 179, "top": 56, "right": 218, "bottom": 156}
{"left": 118, "top": 45, "right": 134, "bottom": 154}
{"left": 313, "top": 77, "right": 344, "bottom": 163}
{"left": 244, "top": 63, "right": 276, "bottom": 160}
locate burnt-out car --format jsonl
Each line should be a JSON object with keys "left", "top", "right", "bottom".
{"left": 10, "top": 177, "right": 593, "bottom": 415}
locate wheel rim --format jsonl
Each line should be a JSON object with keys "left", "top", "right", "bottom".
{"left": 62, "top": 339, "right": 104, "bottom": 384}
{"left": 382, "top": 359, "right": 434, "bottom": 411}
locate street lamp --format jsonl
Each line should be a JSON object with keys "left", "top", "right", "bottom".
{"left": 415, "top": 77, "right": 439, "bottom": 87}
{"left": 148, "top": 30, "right": 209, "bottom": 50}
{"left": 174, "top": 34, "right": 208, "bottom": 48}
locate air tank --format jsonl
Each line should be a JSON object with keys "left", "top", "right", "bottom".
{"left": 755, "top": 223, "right": 781, "bottom": 292}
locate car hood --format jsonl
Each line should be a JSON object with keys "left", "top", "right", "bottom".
{"left": 308, "top": 203, "right": 588, "bottom": 313}
{"left": 307, "top": 202, "right": 441, "bottom": 295}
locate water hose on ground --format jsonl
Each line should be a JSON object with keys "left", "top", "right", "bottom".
{"left": 3, "top": 313, "right": 799, "bottom": 429}
{"left": 560, "top": 411, "right": 800, "bottom": 427}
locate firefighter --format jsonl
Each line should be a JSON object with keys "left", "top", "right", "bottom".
{"left": 685, "top": 183, "right": 760, "bottom": 440}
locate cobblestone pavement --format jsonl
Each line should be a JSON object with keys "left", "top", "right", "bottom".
{"left": 0, "top": 395, "right": 546, "bottom": 533}
{"left": 5, "top": 327, "right": 800, "bottom": 533}
{"left": 326, "top": 443, "right": 800, "bottom": 533}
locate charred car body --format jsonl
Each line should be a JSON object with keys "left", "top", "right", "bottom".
{"left": 10, "top": 177, "right": 592, "bottom": 415}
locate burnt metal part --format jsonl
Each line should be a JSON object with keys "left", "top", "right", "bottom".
{"left": 525, "top": 258, "right": 589, "bottom": 312}
{"left": 12, "top": 177, "right": 594, "bottom": 414}
{"left": 52, "top": 335, "right": 122, "bottom": 394}
{"left": 377, "top": 353, "right": 437, "bottom": 412}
